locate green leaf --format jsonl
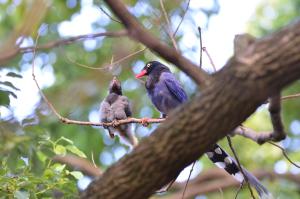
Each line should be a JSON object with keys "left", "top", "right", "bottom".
{"left": 54, "top": 145, "right": 66, "bottom": 155}
{"left": 6, "top": 72, "right": 22, "bottom": 78}
{"left": 66, "top": 145, "right": 87, "bottom": 158}
{"left": 69, "top": 171, "right": 83, "bottom": 180}
{"left": 0, "top": 90, "right": 10, "bottom": 106}
{"left": 52, "top": 163, "right": 66, "bottom": 172}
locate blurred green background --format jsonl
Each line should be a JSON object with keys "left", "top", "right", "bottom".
{"left": 0, "top": 0, "right": 300, "bottom": 198}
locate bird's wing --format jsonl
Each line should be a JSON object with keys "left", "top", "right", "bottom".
{"left": 162, "top": 72, "right": 188, "bottom": 103}
{"left": 99, "top": 100, "right": 113, "bottom": 122}
{"left": 120, "top": 96, "right": 132, "bottom": 117}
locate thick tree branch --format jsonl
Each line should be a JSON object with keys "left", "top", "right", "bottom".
{"left": 103, "top": 0, "right": 210, "bottom": 86}
{"left": 81, "top": 20, "right": 300, "bottom": 199}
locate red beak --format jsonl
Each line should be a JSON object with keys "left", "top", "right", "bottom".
{"left": 135, "top": 69, "right": 147, "bottom": 78}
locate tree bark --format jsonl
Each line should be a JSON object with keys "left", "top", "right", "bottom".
{"left": 81, "top": 19, "right": 300, "bottom": 199}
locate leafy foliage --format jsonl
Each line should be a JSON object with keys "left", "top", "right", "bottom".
{"left": 0, "top": 130, "right": 85, "bottom": 198}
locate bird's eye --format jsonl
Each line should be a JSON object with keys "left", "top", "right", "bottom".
{"left": 147, "top": 63, "right": 151, "bottom": 68}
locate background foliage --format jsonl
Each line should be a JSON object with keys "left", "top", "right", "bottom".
{"left": 0, "top": 0, "right": 299, "bottom": 198}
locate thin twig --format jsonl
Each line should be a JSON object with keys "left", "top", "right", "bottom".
{"left": 98, "top": 4, "right": 122, "bottom": 23}
{"left": 226, "top": 136, "right": 256, "bottom": 199}
{"left": 281, "top": 93, "right": 300, "bottom": 101}
{"left": 66, "top": 47, "right": 147, "bottom": 71}
{"left": 234, "top": 182, "right": 244, "bottom": 199}
{"left": 24, "top": 31, "right": 127, "bottom": 54}
{"left": 0, "top": 30, "right": 127, "bottom": 64}
{"left": 173, "top": 0, "right": 191, "bottom": 36}
{"left": 159, "top": 0, "right": 179, "bottom": 50}
{"left": 181, "top": 161, "right": 196, "bottom": 199}
{"left": 198, "top": 27, "right": 203, "bottom": 68}
{"left": 202, "top": 46, "right": 217, "bottom": 72}
{"left": 156, "top": 178, "right": 177, "bottom": 194}
{"left": 268, "top": 142, "right": 300, "bottom": 168}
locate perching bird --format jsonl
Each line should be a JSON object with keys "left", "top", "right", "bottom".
{"left": 99, "top": 77, "right": 138, "bottom": 147}
{"left": 136, "top": 61, "right": 271, "bottom": 198}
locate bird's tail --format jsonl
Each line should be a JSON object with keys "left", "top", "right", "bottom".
{"left": 118, "top": 125, "right": 139, "bottom": 147}
{"left": 206, "top": 144, "right": 273, "bottom": 199}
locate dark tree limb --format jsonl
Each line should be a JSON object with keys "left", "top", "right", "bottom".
{"left": 103, "top": 0, "right": 210, "bottom": 86}
{"left": 81, "top": 20, "right": 300, "bottom": 199}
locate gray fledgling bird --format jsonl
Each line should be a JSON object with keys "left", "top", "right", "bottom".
{"left": 99, "top": 77, "right": 138, "bottom": 147}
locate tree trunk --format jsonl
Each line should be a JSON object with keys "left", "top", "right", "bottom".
{"left": 81, "top": 20, "right": 300, "bottom": 199}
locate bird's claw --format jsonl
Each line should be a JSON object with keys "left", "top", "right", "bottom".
{"left": 111, "top": 120, "right": 119, "bottom": 127}
{"left": 141, "top": 118, "right": 150, "bottom": 127}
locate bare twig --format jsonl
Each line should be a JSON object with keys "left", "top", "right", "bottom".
{"left": 268, "top": 142, "right": 300, "bottom": 168}
{"left": 159, "top": 0, "right": 179, "bottom": 51}
{"left": 281, "top": 93, "right": 300, "bottom": 101}
{"left": 104, "top": 0, "right": 211, "bottom": 86}
{"left": 202, "top": 46, "right": 217, "bottom": 72}
{"left": 53, "top": 155, "right": 102, "bottom": 177}
{"left": 156, "top": 178, "right": 177, "bottom": 194}
{"left": 0, "top": 30, "right": 127, "bottom": 64}
{"left": 226, "top": 136, "right": 256, "bottom": 199}
{"left": 198, "top": 27, "right": 203, "bottom": 68}
{"left": 98, "top": 4, "right": 122, "bottom": 24}
{"left": 173, "top": 0, "right": 191, "bottom": 37}
{"left": 181, "top": 161, "right": 196, "bottom": 199}
{"left": 66, "top": 47, "right": 147, "bottom": 70}
{"left": 234, "top": 182, "right": 244, "bottom": 199}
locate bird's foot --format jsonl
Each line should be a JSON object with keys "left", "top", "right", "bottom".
{"left": 111, "top": 120, "right": 119, "bottom": 127}
{"left": 141, "top": 117, "right": 150, "bottom": 127}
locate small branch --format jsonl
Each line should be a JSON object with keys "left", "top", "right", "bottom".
{"left": 159, "top": 0, "right": 179, "bottom": 51}
{"left": 233, "top": 127, "right": 300, "bottom": 169}
{"left": 66, "top": 47, "right": 147, "bottom": 70}
{"left": 0, "top": 30, "right": 127, "bottom": 64}
{"left": 181, "top": 161, "right": 195, "bottom": 199}
{"left": 104, "top": 0, "right": 211, "bottom": 86}
{"left": 98, "top": 4, "right": 122, "bottom": 24}
{"left": 281, "top": 93, "right": 300, "bottom": 101}
{"left": 268, "top": 142, "right": 300, "bottom": 168}
{"left": 233, "top": 126, "right": 274, "bottom": 144}
{"left": 57, "top": 117, "right": 165, "bottom": 127}
{"left": 255, "top": 93, "right": 286, "bottom": 144}
{"left": 202, "top": 46, "right": 217, "bottom": 72}
{"left": 226, "top": 136, "right": 256, "bottom": 199}
{"left": 53, "top": 155, "right": 102, "bottom": 177}
{"left": 198, "top": 27, "right": 203, "bottom": 68}
{"left": 173, "top": 0, "right": 191, "bottom": 37}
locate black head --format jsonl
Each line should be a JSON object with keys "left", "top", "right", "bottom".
{"left": 108, "top": 77, "right": 122, "bottom": 95}
{"left": 135, "top": 61, "right": 170, "bottom": 78}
